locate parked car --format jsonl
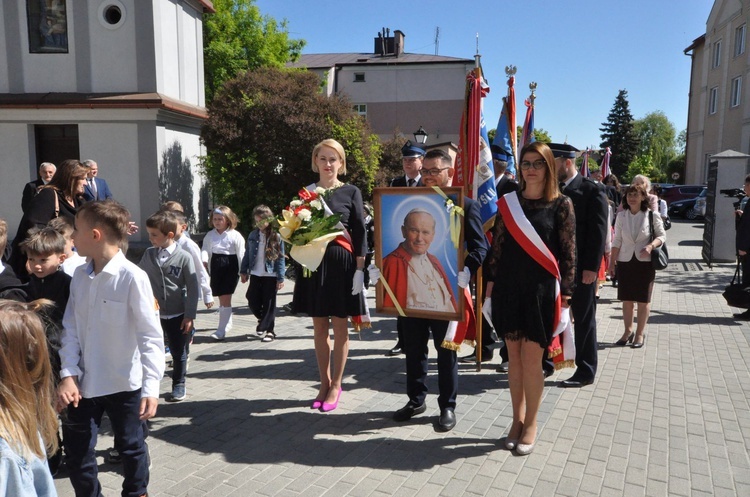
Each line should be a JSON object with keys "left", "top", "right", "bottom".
{"left": 661, "top": 185, "right": 706, "bottom": 206}
{"left": 694, "top": 191, "right": 707, "bottom": 217}
{"left": 668, "top": 188, "right": 707, "bottom": 220}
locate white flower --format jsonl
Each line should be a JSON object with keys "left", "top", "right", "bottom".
{"left": 290, "top": 200, "right": 303, "bottom": 208}
{"left": 310, "top": 199, "right": 322, "bottom": 210}
{"left": 315, "top": 187, "right": 326, "bottom": 195}
{"left": 297, "top": 209, "right": 312, "bottom": 222}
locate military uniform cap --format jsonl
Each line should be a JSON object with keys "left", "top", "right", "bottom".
{"left": 491, "top": 144, "right": 510, "bottom": 162}
{"left": 548, "top": 143, "right": 579, "bottom": 159}
{"left": 401, "top": 141, "right": 426, "bottom": 158}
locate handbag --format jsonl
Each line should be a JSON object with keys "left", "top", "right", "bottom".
{"left": 723, "top": 260, "right": 750, "bottom": 308}
{"left": 649, "top": 211, "right": 669, "bottom": 270}
{"left": 663, "top": 216, "right": 672, "bottom": 230}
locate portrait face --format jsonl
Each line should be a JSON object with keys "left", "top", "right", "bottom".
{"left": 520, "top": 151, "right": 548, "bottom": 189}
{"left": 402, "top": 156, "right": 423, "bottom": 178}
{"left": 26, "top": 252, "right": 64, "bottom": 278}
{"left": 74, "top": 175, "right": 87, "bottom": 195}
{"left": 87, "top": 163, "right": 99, "bottom": 178}
{"left": 626, "top": 190, "right": 645, "bottom": 210}
{"left": 315, "top": 146, "right": 342, "bottom": 181}
{"left": 555, "top": 156, "right": 568, "bottom": 181}
{"left": 146, "top": 227, "right": 173, "bottom": 249}
{"left": 39, "top": 165, "right": 56, "bottom": 182}
{"left": 421, "top": 157, "right": 452, "bottom": 188}
{"left": 212, "top": 213, "right": 228, "bottom": 233}
{"left": 401, "top": 211, "right": 435, "bottom": 256}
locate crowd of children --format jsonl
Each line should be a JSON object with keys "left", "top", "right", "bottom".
{"left": 0, "top": 195, "right": 286, "bottom": 496}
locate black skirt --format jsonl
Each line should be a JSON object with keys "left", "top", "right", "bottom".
{"left": 293, "top": 243, "right": 366, "bottom": 319}
{"left": 210, "top": 254, "right": 240, "bottom": 296}
{"left": 617, "top": 255, "right": 655, "bottom": 303}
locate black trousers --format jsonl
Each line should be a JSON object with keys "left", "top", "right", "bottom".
{"left": 246, "top": 275, "right": 278, "bottom": 333}
{"left": 162, "top": 315, "right": 188, "bottom": 387}
{"left": 399, "top": 316, "right": 458, "bottom": 409}
{"left": 571, "top": 278, "right": 598, "bottom": 380}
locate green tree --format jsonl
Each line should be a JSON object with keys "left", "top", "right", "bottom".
{"left": 600, "top": 90, "right": 640, "bottom": 178}
{"left": 203, "top": 0, "right": 305, "bottom": 103}
{"left": 376, "top": 131, "right": 406, "bottom": 187}
{"left": 201, "top": 67, "right": 380, "bottom": 232}
{"left": 624, "top": 154, "right": 658, "bottom": 184}
{"left": 633, "top": 111, "right": 677, "bottom": 173}
{"left": 514, "top": 126, "right": 551, "bottom": 145}
{"left": 677, "top": 129, "right": 687, "bottom": 155}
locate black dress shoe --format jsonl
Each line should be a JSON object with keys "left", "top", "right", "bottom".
{"left": 560, "top": 376, "right": 594, "bottom": 388}
{"left": 734, "top": 310, "right": 750, "bottom": 321}
{"left": 459, "top": 352, "right": 494, "bottom": 364}
{"left": 543, "top": 369, "right": 554, "bottom": 378}
{"left": 496, "top": 362, "right": 509, "bottom": 373}
{"left": 438, "top": 408, "right": 456, "bottom": 431}
{"left": 393, "top": 402, "right": 426, "bottom": 421}
{"left": 388, "top": 345, "right": 403, "bottom": 356}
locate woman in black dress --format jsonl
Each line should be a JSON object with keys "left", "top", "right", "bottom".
{"left": 299, "top": 139, "right": 367, "bottom": 412}
{"left": 486, "top": 142, "right": 576, "bottom": 455}
{"left": 10, "top": 159, "right": 87, "bottom": 280}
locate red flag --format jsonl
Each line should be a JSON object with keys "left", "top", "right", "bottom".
{"left": 601, "top": 147, "right": 612, "bottom": 177}
{"left": 455, "top": 68, "right": 484, "bottom": 191}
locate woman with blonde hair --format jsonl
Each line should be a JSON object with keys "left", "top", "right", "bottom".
{"left": 295, "top": 139, "right": 367, "bottom": 412}
{"left": 0, "top": 299, "right": 59, "bottom": 496}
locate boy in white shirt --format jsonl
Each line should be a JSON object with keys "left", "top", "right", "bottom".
{"left": 58, "top": 200, "right": 165, "bottom": 497}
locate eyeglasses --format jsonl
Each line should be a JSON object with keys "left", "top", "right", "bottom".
{"left": 422, "top": 167, "right": 450, "bottom": 176}
{"left": 519, "top": 160, "right": 547, "bottom": 170}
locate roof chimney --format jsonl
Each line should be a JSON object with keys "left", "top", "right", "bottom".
{"left": 373, "top": 29, "right": 405, "bottom": 56}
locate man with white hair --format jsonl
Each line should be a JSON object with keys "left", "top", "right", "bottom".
{"left": 21, "top": 162, "right": 56, "bottom": 213}
{"left": 82, "top": 159, "right": 113, "bottom": 201}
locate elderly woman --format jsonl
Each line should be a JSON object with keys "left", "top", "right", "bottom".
{"left": 486, "top": 142, "right": 576, "bottom": 455}
{"left": 609, "top": 184, "right": 666, "bottom": 348}
{"left": 9, "top": 159, "right": 87, "bottom": 280}
{"left": 294, "top": 139, "right": 367, "bottom": 412}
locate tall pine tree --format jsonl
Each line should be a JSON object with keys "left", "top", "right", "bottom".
{"left": 600, "top": 90, "right": 640, "bottom": 178}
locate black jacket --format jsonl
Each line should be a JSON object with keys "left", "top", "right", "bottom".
{"left": 21, "top": 179, "right": 44, "bottom": 213}
{"left": 561, "top": 174, "right": 609, "bottom": 274}
{"left": 390, "top": 176, "right": 424, "bottom": 187}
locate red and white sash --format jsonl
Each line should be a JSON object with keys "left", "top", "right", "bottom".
{"left": 497, "top": 192, "right": 562, "bottom": 332}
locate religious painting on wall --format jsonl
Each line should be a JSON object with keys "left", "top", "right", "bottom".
{"left": 373, "top": 187, "right": 466, "bottom": 321}
{"left": 27, "top": 0, "right": 69, "bottom": 53}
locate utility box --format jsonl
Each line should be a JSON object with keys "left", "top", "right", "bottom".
{"left": 702, "top": 150, "right": 750, "bottom": 264}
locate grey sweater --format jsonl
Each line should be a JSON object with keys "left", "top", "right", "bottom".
{"left": 138, "top": 245, "right": 199, "bottom": 320}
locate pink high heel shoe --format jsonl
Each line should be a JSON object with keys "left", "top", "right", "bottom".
{"left": 320, "top": 388, "right": 342, "bottom": 412}
{"left": 311, "top": 399, "right": 323, "bottom": 409}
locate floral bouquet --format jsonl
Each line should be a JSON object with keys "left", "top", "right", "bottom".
{"left": 277, "top": 187, "right": 344, "bottom": 272}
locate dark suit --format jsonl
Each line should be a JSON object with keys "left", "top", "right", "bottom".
{"left": 82, "top": 177, "right": 113, "bottom": 202}
{"left": 561, "top": 173, "right": 608, "bottom": 380}
{"left": 402, "top": 197, "right": 489, "bottom": 409}
{"left": 390, "top": 175, "right": 424, "bottom": 187}
{"left": 21, "top": 179, "right": 45, "bottom": 213}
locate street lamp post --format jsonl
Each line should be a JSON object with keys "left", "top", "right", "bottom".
{"left": 413, "top": 126, "right": 428, "bottom": 145}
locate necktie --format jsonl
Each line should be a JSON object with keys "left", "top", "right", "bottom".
{"left": 89, "top": 179, "right": 97, "bottom": 196}
{"left": 559, "top": 181, "right": 566, "bottom": 192}
{"left": 407, "top": 178, "right": 415, "bottom": 187}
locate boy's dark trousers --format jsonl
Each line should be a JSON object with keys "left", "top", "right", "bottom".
{"left": 63, "top": 389, "right": 149, "bottom": 497}
{"left": 162, "top": 315, "right": 188, "bottom": 387}
{"left": 246, "top": 275, "right": 278, "bottom": 333}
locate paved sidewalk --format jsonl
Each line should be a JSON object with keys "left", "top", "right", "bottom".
{"left": 54, "top": 219, "right": 750, "bottom": 496}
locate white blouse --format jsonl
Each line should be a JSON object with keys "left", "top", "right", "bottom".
{"left": 612, "top": 210, "right": 666, "bottom": 263}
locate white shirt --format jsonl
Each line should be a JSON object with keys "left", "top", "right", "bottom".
{"left": 62, "top": 252, "right": 87, "bottom": 277}
{"left": 59, "top": 250, "right": 165, "bottom": 399}
{"left": 201, "top": 229, "right": 246, "bottom": 267}
{"left": 176, "top": 235, "right": 213, "bottom": 304}
{"left": 251, "top": 231, "right": 275, "bottom": 277}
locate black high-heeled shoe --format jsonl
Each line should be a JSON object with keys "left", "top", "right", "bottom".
{"left": 615, "top": 332, "right": 634, "bottom": 346}
{"left": 632, "top": 334, "right": 646, "bottom": 349}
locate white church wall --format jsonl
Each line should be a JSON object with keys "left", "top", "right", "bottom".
{"left": 0, "top": 124, "right": 34, "bottom": 233}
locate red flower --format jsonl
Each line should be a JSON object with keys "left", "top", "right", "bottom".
{"left": 298, "top": 188, "right": 318, "bottom": 202}
{"left": 294, "top": 205, "right": 311, "bottom": 215}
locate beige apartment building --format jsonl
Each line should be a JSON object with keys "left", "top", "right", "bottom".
{"left": 289, "top": 29, "right": 475, "bottom": 145}
{"left": 685, "top": 0, "right": 750, "bottom": 183}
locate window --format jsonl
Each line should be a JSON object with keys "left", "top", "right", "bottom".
{"left": 709, "top": 86, "right": 718, "bottom": 114}
{"left": 731, "top": 77, "right": 742, "bottom": 107}
{"left": 353, "top": 104, "right": 367, "bottom": 117}
{"left": 713, "top": 40, "right": 722, "bottom": 68}
{"left": 26, "top": 0, "right": 69, "bottom": 53}
{"left": 736, "top": 25, "right": 746, "bottom": 56}
{"left": 353, "top": 73, "right": 365, "bottom": 83}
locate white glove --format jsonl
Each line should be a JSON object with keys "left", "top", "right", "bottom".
{"left": 352, "top": 269, "right": 365, "bottom": 295}
{"left": 367, "top": 263, "right": 381, "bottom": 286}
{"left": 457, "top": 267, "right": 471, "bottom": 288}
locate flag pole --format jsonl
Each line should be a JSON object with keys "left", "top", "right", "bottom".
{"left": 473, "top": 48, "right": 484, "bottom": 371}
